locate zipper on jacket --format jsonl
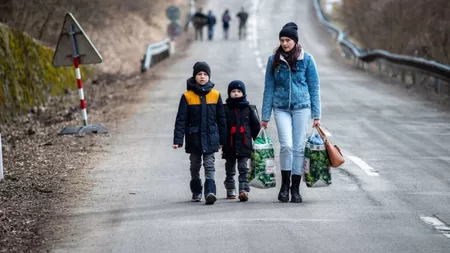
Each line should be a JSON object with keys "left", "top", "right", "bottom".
{"left": 280, "top": 57, "right": 292, "bottom": 109}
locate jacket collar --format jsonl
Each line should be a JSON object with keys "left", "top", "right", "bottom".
{"left": 280, "top": 47, "right": 304, "bottom": 64}
{"left": 186, "top": 77, "right": 214, "bottom": 95}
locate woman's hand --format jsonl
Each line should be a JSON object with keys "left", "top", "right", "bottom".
{"left": 172, "top": 144, "right": 180, "bottom": 149}
{"left": 312, "top": 119, "right": 320, "bottom": 127}
{"left": 260, "top": 121, "right": 269, "bottom": 129}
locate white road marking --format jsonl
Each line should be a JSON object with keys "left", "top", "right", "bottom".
{"left": 347, "top": 156, "right": 380, "bottom": 176}
{"left": 249, "top": 0, "right": 265, "bottom": 74}
{"left": 420, "top": 216, "right": 450, "bottom": 239}
{"left": 256, "top": 57, "right": 263, "bottom": 69}
{"left": 435, "top": 226, "right": 450, "bottom": 231}
{"left": 420, "top": 216, "right": 445, "bottom": 227}
{"left": 407, "top": 192, "right": 450, "bottom": 196}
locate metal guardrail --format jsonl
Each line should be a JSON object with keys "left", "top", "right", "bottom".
{"left": 141, "top": 39, "right": 172, "bottom": 73}
{"left": 313, "top": 0, "right": 450, "bottom": 85}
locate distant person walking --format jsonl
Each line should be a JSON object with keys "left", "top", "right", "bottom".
{"left": 222, "top": 9, "right": 231, "bottom": 40}
{"left": 207, "top": 10, "right": 217, "bottom": 40}
{"left": 192, "top": 8, "right": 209, "bottom": 40}
{"left": 236, "top": 7, "right": 249, "bottom": 40}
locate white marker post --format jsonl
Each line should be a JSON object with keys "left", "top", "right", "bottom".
{"left": 0, "top": 134, "right": 4, "bottom": 182}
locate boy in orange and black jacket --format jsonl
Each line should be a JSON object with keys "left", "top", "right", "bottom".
{"left": 173, "top": 62, "right": 226, "bottom": 205}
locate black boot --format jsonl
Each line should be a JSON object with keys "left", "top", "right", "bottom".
{"left": 278, "top": 171, "right": 291, "bottom": 202}
{"left": 291, "top": 175, "right": 303, "bottom": 203}
{"left": 204, "top": 179, "right": 217, "bottom": 205}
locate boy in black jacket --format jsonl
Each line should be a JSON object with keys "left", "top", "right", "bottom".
{"left": 222, "top": 80, "right": 260, "bottom": 201}
{"left": 173, "top": 62, "right": 226, "bottom": 205}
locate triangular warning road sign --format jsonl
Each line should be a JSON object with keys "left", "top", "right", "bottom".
{"left": 52, "top": 12, "right": 103, "bottom": 67}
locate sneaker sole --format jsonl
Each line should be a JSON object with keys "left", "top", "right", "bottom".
{"left": 205, "top": 194, "right": 217, "bottom": 205}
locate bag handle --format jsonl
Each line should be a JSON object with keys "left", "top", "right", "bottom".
{"left": 308, "top": 127, "right": 319, "bottom": 142}
{"left": 257, "top": 128, "right": 269, "bottom": 144}
{"left": 315, "top": 126, "right": 328, "bottom": 142}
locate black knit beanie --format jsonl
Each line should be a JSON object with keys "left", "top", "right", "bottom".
{"left": 227, "top": 80, "right": 246, "bottom": 96}
{"left": 279, "top": 22, "right": 299, "bottom": 43}
{"left": 192, "top": 62, "right": 211, "bottom": 78}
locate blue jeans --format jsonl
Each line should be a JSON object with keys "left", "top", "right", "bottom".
{"left": 208, "top": 26, "right": 214, "bottom": 40}
{"left": 273, "top": 108, "right": 311, "bottom": 175}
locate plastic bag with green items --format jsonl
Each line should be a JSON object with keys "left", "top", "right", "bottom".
{"left": 247, "top": 129, "right": 276, "bottom": 189}
{"left": 304, "top": 128, "right": 331, "bottom": 187}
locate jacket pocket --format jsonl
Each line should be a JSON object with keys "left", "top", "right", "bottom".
{"left": 209, "top": 125, "right": 219, "bottom": 147}
{"left": 186, "top": 127, "right": 199, "bottom": 134}
{"left": 274, "top": 67, "right": 289, "bottom": 82}
{"left": 185, "top": 127, "right": 200, "bottom": 147}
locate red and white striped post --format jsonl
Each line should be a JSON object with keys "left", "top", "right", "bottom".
{"left": 69, "top": 23, "right": 89, "bottom": 126}
{"left": 73, "top": 56, "right": 88, "bottom": 126}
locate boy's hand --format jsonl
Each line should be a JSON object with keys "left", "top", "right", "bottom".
{"left": 219, "top": 145, "right": 223, "bottom": 149}
{"left": 260, "top": 121, "right": 268, "bottom": 129}
{"left": 172, "top": 144, "right": 181, "bottom": 149}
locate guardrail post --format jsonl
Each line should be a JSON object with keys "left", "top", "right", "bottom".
{"left": 377, "top": 61, "right": 382, "bottom": 76}
{"left": 401, "top": 70, "right": 405, "bottom": 82}
{"left": 412, "top": 71, "right": 416, "bottom": 86}
{"left": 435, "top": 78, "right": 441, "bottom": 93}
{"left": 170, "top": 41, "right": 176, "bottom": 56}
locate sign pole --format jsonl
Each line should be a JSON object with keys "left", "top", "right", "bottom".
{"left": 69, "top": 24, "right": 88, "bottom": 126}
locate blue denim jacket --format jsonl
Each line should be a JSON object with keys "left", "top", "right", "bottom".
{"left": 261, "top": 51, "right": 321, "bottom": 121}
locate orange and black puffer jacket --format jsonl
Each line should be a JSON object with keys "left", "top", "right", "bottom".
{"left": 173, "top": 78, "right": 226, "bottom": 154}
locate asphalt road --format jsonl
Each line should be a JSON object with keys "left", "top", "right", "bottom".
{"left": 50, "top": 0, "right": 450, "bottom": 252}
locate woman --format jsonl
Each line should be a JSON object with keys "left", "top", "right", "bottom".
{"left": 261, "top": 22, "right": 321, "bottom": 203}
{"left": 222, "top": 9, "right": 231, "bottom": 40}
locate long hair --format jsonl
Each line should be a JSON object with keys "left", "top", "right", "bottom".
{"left": 271, "top": 44, "right": 302, "bottom": 73}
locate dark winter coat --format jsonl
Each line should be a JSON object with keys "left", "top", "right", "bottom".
{"left": 222, "top": 103, "right": 260, "bottom": 158}
{"left": 173, "top": 78, "right": 226, "bottom": 154}
{"left": 222, "top": 12, "right": 231, "bottom": 29}
{"left": 193, "top": 12, "right": 209, "bottom": 28}
{"left": 207, "top": 14, "right": 216, "bottom": 27}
